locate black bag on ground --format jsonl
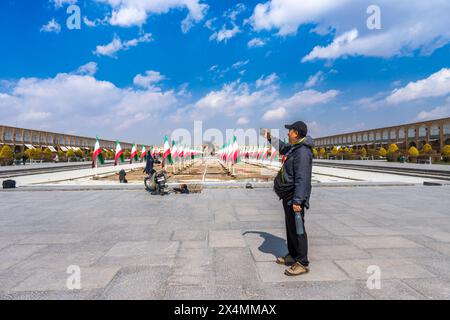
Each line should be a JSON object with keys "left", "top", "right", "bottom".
{"left": 2, "top": 180, "right": 16, "bottom": 189}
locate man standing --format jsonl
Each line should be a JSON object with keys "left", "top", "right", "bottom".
{"left": 264, "top": 121, "right": 314, "bottom": 276}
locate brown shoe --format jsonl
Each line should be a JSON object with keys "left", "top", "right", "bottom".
{"left": 284, "top": 262, "right": 310, "bottom": 276}
{"left": 276, "top": 254, "right": 295, "bottom": 266}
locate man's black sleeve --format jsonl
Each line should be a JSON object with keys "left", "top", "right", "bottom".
{"left": 292, "top": 147, "right": 313, "bottom": 208}
{"left": 268, "top": 136, "right": 290, "bottom": 155}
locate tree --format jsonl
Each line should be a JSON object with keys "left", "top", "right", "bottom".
{"left": 313, "top": 148, "right": 318, "bottom": 158}
{"left": 66, "top": 149, "right": 76, "bottom": 161}
{"left": 74, "top": 149, "right": 83, "bottom": 158}
{"left": 408, "top": 146, "right": 419, "bottom": 157}
{"left": 388, "top": 144, "right": 399, "bottom": 153}
{"left": 361, "top": 147, "right": 367, "bottom": 157}
{"left": 0, "top": 145, "right": 14, "bottom": 160}
{"left": 319, "top": 148, "right": 326, "bottom": 157}
{"left": 441, "top": 145, "right": 450, "bottom": 162}
{"left": 422, "top": 143, "right": 433, "bottom": 154}
{"left": 331, "top": 146, "right": 339, "bottom": 156}
{"left": 378, "top": 147, "right": 387, "bottom": 157}
{"left": 43, "top": 148, "right": 53, "bottom": 162}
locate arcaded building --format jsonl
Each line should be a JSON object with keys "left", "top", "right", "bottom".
{"left": 0, "top": 125, "right": 141, "bottom": 153}
{"left": 315, "top": 117, "right": 450, "bottom": 152}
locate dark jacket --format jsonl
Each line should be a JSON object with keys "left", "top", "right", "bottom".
{"left": 269, "top": 136, "right": 314, "bottom": 209}
{"left": 144, "top": 154, "right": 155, "bottom": 175}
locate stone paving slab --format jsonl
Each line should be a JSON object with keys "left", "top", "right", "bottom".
{"left": 0, "top": 185, "right": 449, "bottom": 299}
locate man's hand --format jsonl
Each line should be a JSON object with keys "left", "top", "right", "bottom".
{"left": 293, "top": 204, "right": 303, "bottom": 213}
{"left": 262, "top": 128, "right": 271, "bottom": 140}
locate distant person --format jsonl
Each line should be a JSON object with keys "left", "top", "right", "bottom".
{"left": 173, "top": 184, "right": 189, "bottom": 194}
{"left": 119, "top": 169, "right": 128, "bottom": 183}
{"left": 22, "top": 155, "right": 26, "bottom": 165}
{"left": 54, "top": 154, "right": 59, "bottom": 163}
{"left": 264, "top": 121, "right": 314, "bottom": 277}
{"left": 143, "top": 151, "right": 155, "bottom": 176}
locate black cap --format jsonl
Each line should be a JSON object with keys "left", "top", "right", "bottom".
{"left": 285, "top": 121, "right": 308, "bottom": 138}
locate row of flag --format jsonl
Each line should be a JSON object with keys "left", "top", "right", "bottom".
{"left": 217, "top": 136, "right": 280, "bottom": 165}
{"left": 92, "top": 136, "right": 203, "bottom": 169}
{"left": 161, "top": 136, "right": 202, "bottom": 167}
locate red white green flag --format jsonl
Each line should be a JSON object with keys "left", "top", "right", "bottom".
{"left": 140, "top": 146, "right": 147, "bottom": 161}
{"left": 162, "top": 136, "right": 173, "bottom": 167}
{"left": 114, "top": 140, "right": 124, "bottom": 166}
{"left": 92, "top": 137, "right": 104, "bottom": 168}
{"left": 172, "top": 141, "right": 178, "bottom": 160}
{"left": 130, "top": 144, "right": 139, "bottom": 163}
{"left": 232, "top": 136, "right": 240, "bottom": 164}
{"left": 271, "top": 145, "right": 279, "bottom": 162}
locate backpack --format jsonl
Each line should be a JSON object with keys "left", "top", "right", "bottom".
{"left": 2, "top": 180, "right": 16, "bottom": 189}
{"left": 273, "top": 143, "right": 303, "bottom": 201}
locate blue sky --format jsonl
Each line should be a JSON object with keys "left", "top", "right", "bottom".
{"left": 1, "top": 0, "right": 449, "bottom": 145}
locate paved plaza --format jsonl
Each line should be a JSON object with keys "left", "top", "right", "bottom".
{"left": 1, "top": 185, "right": 450, "bottom": 299}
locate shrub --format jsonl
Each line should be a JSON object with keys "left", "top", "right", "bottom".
{"left": 388, "top": 144, "right": 399, "bottom": 153}
{"left": 313, "top": 148, "right": 318, "bottom": 158}
{"left": 66, "top": 149, "right": 77, "bottom": 162}
{"left": 331, "top": 146, "right": 340, "bottom": 156}
{"left": 319, "top": 148, "right": 326, "bottom": 157}
{"left": 124, "top": 150, "right": 131, "bottom": 159}
{"left": 43, "top": 148, "right": 53, "bottom": 162}
{"left": 408, "top": 146, "right": 419, "bottom": 163}
{"left": 408, "top": 146, "right": 419, "bottom": 157}
{"left": 422, "top": 143, "right": 433, "bottom": 154}
{"left": 0, "top": 145, "right": 14, "bottom": 165}
{"left": 361, "top": 147, "right": 367, "bottom": 158}
{"left": 442, "top": 145, "right": 450, "bottom": 162}
{"left": 378, "top": 147, "right": 387, "bottom": 157}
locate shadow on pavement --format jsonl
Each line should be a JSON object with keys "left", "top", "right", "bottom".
{"left": 242, "top": 231, "right": 287, "bottom": 258}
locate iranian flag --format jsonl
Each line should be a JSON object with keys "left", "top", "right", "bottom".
{"left": 172, "top": 141, "right": 178, "bottom": 160}
{"left": 270, "top": 145, "right": 279, "bottom": 162}
{"left": 232, "top": 136, "right": 240, "bottom": 164}
{"left": 130, "top": 144, "right": 139, "bottom": 163}
{"left": 252, "top": 146, "right": 258, "bottom": 159}
{"left": 140, "top": 146, "right": 147, "bottom": 161}
{"left": 162, "top": 136, "right": 173, "bottom": 167}
{"left": 92, "top": 137, "right": 104, "bottom": 168}
{"left": 178, "top": 144, "right": 184, "bottom": 159}
{"left": 114, "top": 140, "right": 124, "bottom": 166}
{"left": 261, "top": 145, "right": 269, "bottom": 161}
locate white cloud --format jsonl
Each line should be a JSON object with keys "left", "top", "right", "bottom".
{"left": 248, "top": 38, "right": 266, "bottom": 48}
{"left": 415, "top": 103, "right": 450, "bottom": 121}
{"left": 40, "top": 19, "right": 61, "bottom": 34}
{"left": 210, "top": 23, "right": 240, "bottom": 43}
{"left": 133, "top": 70, "right": 166, "bottom": 90}
{"left": 415, "top": 97, "right": 450, "bottom": 121}
{"left": 93, "top": 33, "right": 152, "bottom": 58}
{"left": 262, "top": 107, "right": 286, "bottom": 121}
{"left": 386, "top": 68, "right": 450, "bottom": 104}
{"left": 232, "top": 60, "right": 249, "bottom": 69}
{"left": 302, "top": 29, "right": 358, "bottom": 62}
{"left": 99, "top": 0, "right": 208, "bottom": 31}
{"left": 305, "top": 71, "right": 325, "bottom": 88}
{"left": 262, "top": 89, "right": 339, "bottom": 122}
{"left": 172, "top": 77, "right": 339, "bottom": 125}
{"left": 76, "top": 62, "right": 98, "bottom": 76}
{"left": 0, "top": 68, "right": 178, "bottom": 137}
{"left": 250, "top": 0, "right": 450, "bottom": 60}
{"left": 237, "top": 117, "right": 249, "bottom": 125}
{"left": 225, "top": 3, "right": 246, "bottom": 21}
{"left": 256, "top": 73, "right": 278, "bottom": 88}
{"left": 51, "top": 0, "right": 77, "bottom": 8}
